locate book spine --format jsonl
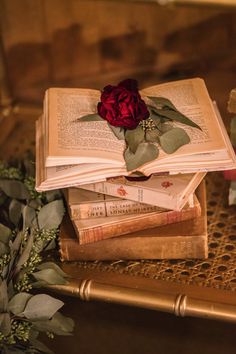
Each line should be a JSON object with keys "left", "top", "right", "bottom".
{"left": 59, "top": 234, "right": 207, "bottom": 261}
{"left": 80, "top": 181, "right": 176, "bottom": 210}
{"left": 74, "top": 204, "right": 201, "bottom": 244}
{"left": 69, "top": 199, "right": 163, "bottom": 219}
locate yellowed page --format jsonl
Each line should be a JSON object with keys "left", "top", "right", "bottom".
{"left": 141, "top": 78, "right": 225, "bottom": 156}
{"left": 46, "top": 88, "right": 125, "bottom": 167}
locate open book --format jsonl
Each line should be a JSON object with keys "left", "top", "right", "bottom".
{"left": 36, "top": 78, "right": 236, "bottom": 191}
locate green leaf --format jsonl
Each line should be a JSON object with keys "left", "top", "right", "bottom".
{"left": 9, "top": 199, "right": 24, "bottom": 226}
{"left": 32, "top": 312, "right": 74, "bottom": 336}
{"left": 0, "top": 313, "right": 11, "bottom": 336}
{"left": 159, "top": 123, "right": 173, "bottom": 133}
{"left": 0, "top": 180, "right": 30, "bottom": 200}
{"left": 0, "top": 241, "right": 10, "bottom": 256}
{"left": 159, "top": 127, "right": 190, "bottom": 154}
{"left": 124, "top": 143, "right": 159, "bottom": 172}
{"left": 32, "top": 268, "right": 67, "bottom": 286}
{"left": 8, "top": 292, "right": 32, "bottom": 315}
{"left": 22, "top": 294, "right": 64, "bottom": 321}
{"left": 0, "top": 223, "right": 11, "bottom": 244}
{"left": 37, "top": 262, "right": 68, "bottom": 278}
{"left": 125, "top": 126, "right": 145, "bottom": 153}
{"left": 38, "top": 200, "right": 65, "bottom": 229}
{"left": 107, "top": 123, "right": 125, "bottom": 140}
{"left": 12, "top": 231, "right": 23, "bottom": 252}
{"left": 152, "top": 108, "right": 201, "bottom": 130}
{"left": 22, "top": 205, "right": 36, "bottom": 230}
{"left": 15, "top": 233, "right": 34, "bottom": 273}
{"left": 45, "top": 189, "right": 62, "bottom": 203}
{"left": 28, "top": 337, "right": 54, "bottom": 354}
{"left": 78, "top": 113, "right": 103, "bottom": 122}
{"left": 145, "top": 129, "right": 160, "bottom": 143}
{"left": 0, "top": 280, "right": 8, "bottom": 312}
{"left": 147, "top": 96, "right": 177, "bottom": 110}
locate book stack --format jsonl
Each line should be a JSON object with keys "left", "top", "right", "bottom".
{"left": 225, "top": 90, "right": 236, "bottom": 205}
{"left": 35, "top": 78, "right": 236, "bottom": 260}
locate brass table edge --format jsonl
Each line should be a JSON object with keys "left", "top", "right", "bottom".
{"left": 48, "top": 278, "right": 236, "bottom": 323}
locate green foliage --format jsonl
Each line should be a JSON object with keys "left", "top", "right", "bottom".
{"left": 0, "top": 161, "right": 74, "bottom": 354}
{"left": 122, "top": 96, "right": 202, "bottom": 171}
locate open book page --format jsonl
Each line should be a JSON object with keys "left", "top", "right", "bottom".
{"left": 37, "top": 114, "right": 127, "bottom": 190}
{"left": 141, "top": 78, "right": 235, "bottom": 173}
{"left": 46, "top": 88, "right": 125, "bottom": 167}
{"left": 141, "top": 78, "right": 225, "bottom": 155}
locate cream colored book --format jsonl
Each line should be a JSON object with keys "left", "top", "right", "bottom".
{"left": 79, "top": 172, "right": 204, "bottom": 211}
{"left": 35, "top": 78, "right": 236, "bottom": 191}
{"left": 65, "top": 188, "right": 166, "bottom": 219}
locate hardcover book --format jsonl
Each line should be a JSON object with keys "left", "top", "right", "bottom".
{"left": 78, "top": 172, "right": 205, "bottom": 211}
{"left": 68, "top": 193, "right": 201, "bottom": 244}
{"left": 59, "top": 181, "right": 207, "bottom": 260}
{"left": 35, "top": 78, "right": 236, "bottom": 191}
{"left": 64, "top": 188, "right": 166, "bottom": 219}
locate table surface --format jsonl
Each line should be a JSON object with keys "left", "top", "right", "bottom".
{"left": 1, "top": 111, "right": 236, "bottom": 323}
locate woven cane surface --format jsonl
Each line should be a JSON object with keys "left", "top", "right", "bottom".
{"left": 75, "top": 172, "right": 236, "bottom": 292}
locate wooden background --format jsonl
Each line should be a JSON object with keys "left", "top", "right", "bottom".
{"left": 1, "top": 0, "right": 236, "bottom": 119}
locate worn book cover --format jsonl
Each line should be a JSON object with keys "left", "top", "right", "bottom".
{"left": 59, "top": 181, "right": 207, "bottom": 259}
{"left": 79, "top": 172, "right": 204, "bottom": 211}
{"left": 65, "top": 188, "right": 166, "bottom": 219}
{"left": 71, "top": 193, "right": 201, "bottom": 244}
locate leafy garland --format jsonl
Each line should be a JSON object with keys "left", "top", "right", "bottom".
{"left": 0, "top": 161, "right": 73, "bottom": 354}
{"left": 80, "top": 95, "right": 201, "bottom": 172}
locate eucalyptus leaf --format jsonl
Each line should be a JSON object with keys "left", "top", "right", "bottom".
{"left": 0, "top": 279, "right": 8, "bottom": 311}
{"left": 15, "top": 232, "right": 34, "bottom": 273}
{"left": 45, "top": 190, "right": 62, "bottom": 203}
{"left": 9, "top": 199, "right": 24, "bottom": 226}
{"left": 37, "top": 262, "right": 68, "bottom": 278}
{"left": 32, "top": 312, "right": 74, "bottom": 336}
{"left": 22, "top": 294, "right": 64, "bottom": 321}
{"left": 145, "top": 129, "right": 160, "bottom": 143}
{"left": 125, "top": 126, "right": 145, "bottom": 153}
{"left": 148, "top": 112, "right": 162, "bottom": 127}
{"left": 8, "top": 292, "right": 32, "bottom": 315}
{"left": 38, "top": 200, "right": 65, "bottom": 229}
{"left": 44, "top": 239, "right": 56, "bottom": 251}
{"left": 0, "top": 241, "right": 10, "bottom": 256}
{"left": 0, "top": 180, "right": 30, "bottom": 200}
{"left": 107, "top": 123, "right": 125, "bottom": 140}
{"left": 11, "top": 231, "right": 23, "bottom": 252}
{"left": 22, "top": 205, "right": 36, "bottom": 231}
{"left": 0, "top": 313, "right": 11, "bottom": 335}
{"left": 147, "top": 96, "right": 177, "bottom": 110}
{"left": 0, "top": 223, "right": 11, "bottom": 244}
{"left": 152, "top": 108, "right": 201, "bottom": 130}
{"left": 124, "top": 143, "right": 159, "bottom": 172}
{"left": 28, "top": 338, "right": 54, "bottom": 354}
{"left": 28, "top": 199, "right": 43, "bottom": 209}
{"left": 78, "top": 114, "right": 103, "bottom": 122}
{"left": 32, "top": 268, "right": 67, "bottom": 286}
{"left": 159, "top": 127, "right": 190, "bottom": 154}
{"left": 159, "top": 123, "right": 173, "bottom": 133}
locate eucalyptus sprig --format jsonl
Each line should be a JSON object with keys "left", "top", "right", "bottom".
{"left": 78, "top": 94, "right": 201, "bottom": 172}
{"left": 0, "top": 161, "right": 74, "bottom": 354}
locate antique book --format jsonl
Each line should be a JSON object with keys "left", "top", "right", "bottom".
{"left": 64, "top": 188, "right": 166, "bottom": 219}
{"left": 70, "top": 194, "right": 201, "bottom": 244}
{"left": 78, "top": 172, "right": 205, "bottom": 210}
{"left": 35, "top": 78, "right": 236, "bottom": 191}
{"left": 59, "top": 182, "right": 207, "bottom": 260}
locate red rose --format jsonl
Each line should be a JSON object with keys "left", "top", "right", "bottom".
{"left": 97, "top": 79, "right": 149, "bottom": 129}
